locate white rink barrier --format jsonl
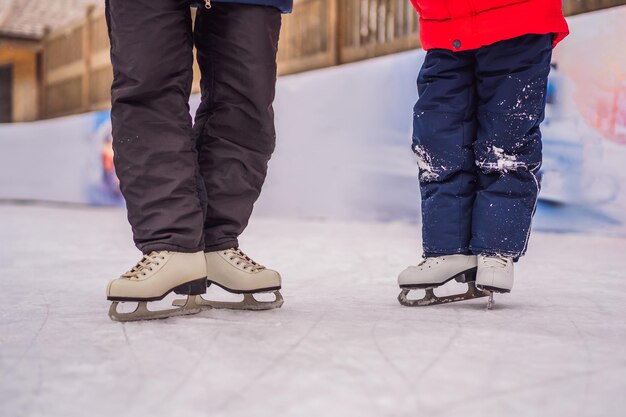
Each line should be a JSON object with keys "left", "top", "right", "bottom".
{"left": 1, "top": 6, "right": 625, "bottom": 234}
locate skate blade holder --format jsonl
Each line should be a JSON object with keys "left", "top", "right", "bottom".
{"left": 109, "top": 296, "right": 204, "bottom": 322}
{"left": 398, "top": 280, "right": 493, "bottom": 308}
{"left": 486, "top": 292, "right": 495, "bottom": 310}
{"left": 172, "top": 290, "right": 284, "bottom": 311}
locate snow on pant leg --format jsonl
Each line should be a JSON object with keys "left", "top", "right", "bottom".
{"left": 193, "top": 4, "right": 281, "bottom": 251}
{"left": 471, "top": 34, "right": 553, "bottom": 259}
{"left": 106, "top": 0, "right": 205, "bottom": 253}
{"left": 414, "top": 49, "right": 478, "bottom": 257}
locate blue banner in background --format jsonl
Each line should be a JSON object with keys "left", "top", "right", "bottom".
{"left": 85, "top": 110, "right": 124, "bottom": 206}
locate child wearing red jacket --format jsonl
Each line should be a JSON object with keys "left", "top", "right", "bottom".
{"left": 397, "top": 1, "right": 569, "bottom": 306}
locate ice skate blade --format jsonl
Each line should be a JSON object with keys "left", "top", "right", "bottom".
{"left": 109, "top": 296, "right": 203, "bottom": 322}
{"left": 398, "top": 282, "right": 490, "bottom": 307}
{"left": 476, "top": 284, "right": 511, "bottom": 294}
{"left": 173, "top": 290, "right": 284, "bottom": 311}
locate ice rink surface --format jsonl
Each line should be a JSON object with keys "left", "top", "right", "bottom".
{"left": 1, "top": 204, "right": 625, "bottom": 417}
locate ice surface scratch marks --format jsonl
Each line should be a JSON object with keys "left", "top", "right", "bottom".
{"left": 432, "top": 363, "right": 626, "bottom": 416}
{"left": 214, "top": 310, "right": 329, "bottom": 413}
{"left": 1, "top": 205, "right": 626, "bottom": 417}
{"left": 3, "top": 298, "right": 49, "bottom": 376}
{"left": 148, "top": 329, "right": 221, "bottom": 412}
{"left": 115, "top": 323, "right": 146, "bottom": 413}
{"left": 370, "top": 322, "right": 412, "bottom": 388}
{"left": 410, "top": 309, "right": 463, "bottom": 415}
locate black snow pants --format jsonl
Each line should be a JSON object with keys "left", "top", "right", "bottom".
{"left": 413, "top": 34, "right": 553, "bottom": 260}
{"left": 105, "top": 0, "right": 281, "bottom": 254}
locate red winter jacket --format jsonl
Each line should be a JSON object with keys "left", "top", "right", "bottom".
{"left": 411, "top": 0, "right": 569, "bottom": 51}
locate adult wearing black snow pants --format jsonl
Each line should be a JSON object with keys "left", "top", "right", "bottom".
{"left": 105, "top": 0, "right": 289, "bottom": 254}
{"left": 414, "top": 34, "right": 553, "bottom": 260}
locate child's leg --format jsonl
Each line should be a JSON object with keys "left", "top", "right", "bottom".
{"left": 471, "top": 34, "right": 553, "bottom": 259}
{"left": 413, "top": 49, "right": 478, "bottom": 257}
{"left": 192, "top": 4, "right": 281, "bottom": 252}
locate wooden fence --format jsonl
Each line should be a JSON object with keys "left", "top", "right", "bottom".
{"left": 278, "top": 0, "right": 626, "bottom": 75}
{"left": 277, "top": 0, "right": 420, "bottom": 73}
{"left": 41, "top": 7, "right": 109, "bottom": 118}
{"left": 40, "top": 0, "right": 626, "bottom": 119}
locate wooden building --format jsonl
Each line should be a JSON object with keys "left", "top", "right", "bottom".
{"left": 0, "top": 0, "right": 99, "bottom": 122}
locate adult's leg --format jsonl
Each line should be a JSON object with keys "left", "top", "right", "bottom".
{"left": 107, "top": 0, "right": 205, "bottom": 253}
{"left": 193, "top": 3, "right": 281, "bottom": 251}
{"left": 471, "top": 34, "right": 553, "bottom": 259}
{"left": 413, "top": 49, "right": 478, "bottom": 257}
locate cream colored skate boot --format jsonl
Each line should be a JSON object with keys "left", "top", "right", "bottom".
{"left": 174, "top": 248, "right": 283, "bottom": 310}
{"left": 107, "top": 251, "right": 207, "bottom": 322}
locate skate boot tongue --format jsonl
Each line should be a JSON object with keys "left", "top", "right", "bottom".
{"left": 417, "top": 257, "right": 441, "bottom": 267}
{"left": 122, "top": 251, "right": 166, "bottom": 279}
{"left": 223, "top": 248, "right": 265, "bottom": 272}
{"left": 481, "top": 256, "right": 511, "bottom": 268}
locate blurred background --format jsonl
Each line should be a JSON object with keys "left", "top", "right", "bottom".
{"left": 0, "top": 0, "right": 622, "bottom": 121}
{"left": 0, "top": 0, "right": 625, "bottom": 235}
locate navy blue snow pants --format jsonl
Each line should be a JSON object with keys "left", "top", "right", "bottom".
{"left": 413, "top": 34, "right": 553, "bottom": 260}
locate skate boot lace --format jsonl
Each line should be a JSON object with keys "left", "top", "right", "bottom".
{"left": 417, "top": 257, "right": 445, "bottom": 268}
{"left": 121, "top": 251, "right": 167, "bottom": 279}
{"left": 223, "top": 248, "right": 266, "bottom": 272}
{"left": 481, "top": 256, "right": 511, "bottom": 269}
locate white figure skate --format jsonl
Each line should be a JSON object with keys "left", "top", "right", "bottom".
{"left": 173, "top": 248, "right": 283, "bottom": 311}
{"left": 397, "top": 255, "right": 490, "bottom": 307}
{"left": 107, "top": 251, "right": 207, "bottom": 322}
{"left": 476, "top": 255, "right": 514, "bottom": 309}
